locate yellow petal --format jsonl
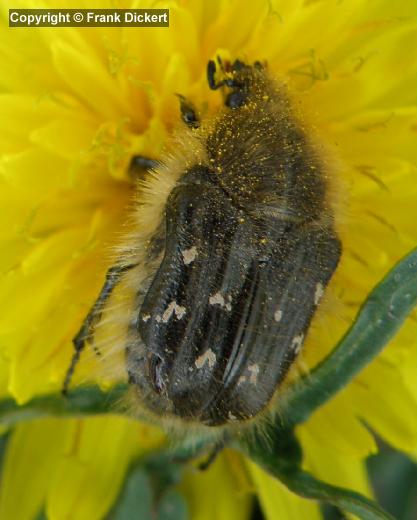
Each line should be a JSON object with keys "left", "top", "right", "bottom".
{"left": 246, "top": 460, "right": 322, "bottom": 520}
{"left": 0, "top": 418, "right": 72, "bottom": 520}
{"left": 350, "top": 358, "right": 417, "bottom": 451}
{"left": 180, "top": 450, "right": 252, "bottom": 520}
{"left": 50, "top": 38, "right": 130, "bottom": 121}
{"left": 298, "top": 426, "right": 373, "bottom": 497}
{"left": 297, "top": 394, "right": 377, "bottom": 461}
{"left": 46, "top": 416, "right": 163, "bottom": 520}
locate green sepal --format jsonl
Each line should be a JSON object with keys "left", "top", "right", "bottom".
{"left": 0, "top": 384, "right": 127, "bottom": 429}
{"left": 277, "top": 467, "right": 394, "bottom": 520}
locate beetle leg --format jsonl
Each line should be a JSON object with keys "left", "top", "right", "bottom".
{"left": 207, "top": 59, "right": 247, "bottom": 109}
{"left": 207, "top": 60, "right": 226, "bottom": 90}
{"left": 176, "top": 94, "right": 200, "bottom": 128}
{"left": 62, "top": 262, "right": 137, "bottom": 395}
{"left": 170, "top": 438, "right": 228, "bottom": 470}
{"left": 129, "top": 155, "right": 160, "bottom": 178}
{"left": 198, "top": 441, "right": 226, "bottom": 471}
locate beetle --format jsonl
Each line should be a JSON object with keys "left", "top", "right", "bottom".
{"left": 63, "top": 58, "right": 341, "bottom": 432}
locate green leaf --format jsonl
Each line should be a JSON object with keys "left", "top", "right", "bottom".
{"left": 368, "top": 445, "right": 417, "bottom": 520}
{"left": 280, "top": 246, "right": 417, "bottom": 428}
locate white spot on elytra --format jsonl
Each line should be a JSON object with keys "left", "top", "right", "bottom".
{"left": 314, "top": 283, "right": 324, "bottom": 305}
{"left": 238, "top": 375, "right": 247, "bottom": 385}
{"left": 155, "top": 315, "right": 161, "bottom": 323}
{"left": 291, "top": 334, "right": 304, "bottom": 354}
{"left": 195, "top": 348, "right": 217, "bottom": 369}
{"left": 142, "top": 314, "right": 151, "bottom": 322}
{"left": 162, "top": 300, "right": 186, "bottom": 323}
{"left": 209, "top": 292, "right": 225, "bottom": 306}
{"left": 228, "top": 412, "right": 238, "bottom": 421}
{"left": 209, "top": 291, "right": 232, "bottom": 311}
{"left": 182, "top": 246, "right": 197, "bottom": 265}
{"left": 274, "top": 309, "right": 283, "bottom": 322}
{"left": 248, "top": 363, "right": 260, "bottom": 385}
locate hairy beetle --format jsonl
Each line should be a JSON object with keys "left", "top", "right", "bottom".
{"left": 64, "top": 58, "right": 341, "bottom": 432}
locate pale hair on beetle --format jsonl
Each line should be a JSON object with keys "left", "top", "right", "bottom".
{"left": 63, "top": 57, "right": 342, "bottom": 446}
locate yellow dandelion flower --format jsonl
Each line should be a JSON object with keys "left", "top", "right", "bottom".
{"left": 1, "top": 0, "right": 417, "bottom": 519}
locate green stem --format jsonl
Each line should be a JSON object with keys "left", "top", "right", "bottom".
{"left": 280, "top": 246, "right": 417, "bottom": 428}
{"left": 0, "top": 384, "right": 127, "bottom": 428}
